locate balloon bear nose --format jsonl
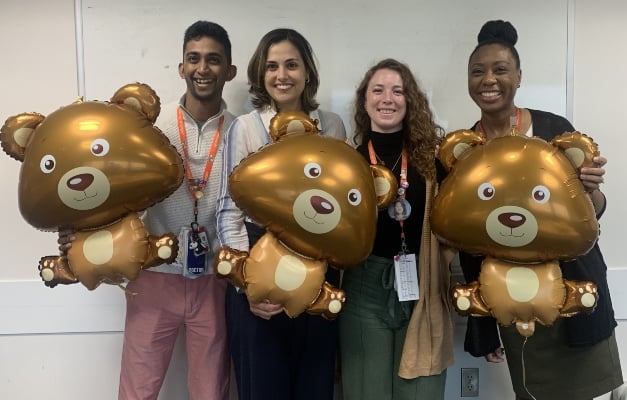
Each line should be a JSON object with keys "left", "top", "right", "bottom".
{"left": 310, "top": 195, "right": 334, "bottom": 214}
{"left": 67, "top": 173, "right": 94, "bottom": 191}
{"left": 498, "top": 212, "right": 526, "bottom": 229}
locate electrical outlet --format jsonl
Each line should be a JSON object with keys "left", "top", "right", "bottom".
{"left": 461, "top": 367, "right": 479, "bottom": 397}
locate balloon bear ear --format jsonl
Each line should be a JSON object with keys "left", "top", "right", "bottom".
{"left": 268, "top": 111, "right": 319, "bottom": 142}
{"left": 0, "top": 112, "right": 46, "bottom": 162}
{"left": 110, "top": 82, "right": 161, "bottom": 124}
{"left": 437, "top": 129, "right": 484, "bottom": 172}
{"left": 370, "top": 164, "right": 398, "bottom": 210}
{"left": 551, "top": 131, "right": 599, "bottom": 170}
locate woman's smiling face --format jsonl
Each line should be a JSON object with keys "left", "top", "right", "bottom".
{"left": 365, "top": 68, "right": 406, "bottom": 133}
{"left": 468, "top": 43, "right": 522, "bottom": 113}
{"left": 264, "top": 40, "right": 307, "bottom": 111}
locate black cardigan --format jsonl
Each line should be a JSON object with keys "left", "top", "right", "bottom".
{"left": 460, "top": 109, "right": 617, "bottom": 357}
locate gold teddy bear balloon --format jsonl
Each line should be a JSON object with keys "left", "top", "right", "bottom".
{"left": 431, "top": 130, "right": 600, "bottom": 337}
{"left": 214, "top": 112, "right": 395, "bottom": 319}
{"left": 0, "top": 83, "right": 184, "bottom": 290}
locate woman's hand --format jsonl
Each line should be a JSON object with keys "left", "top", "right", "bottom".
{"left": 580, "top": 155, "right": 607, "bottom": 213}
{"left": 484, "top": 347, "right": 505, "bottom": 363}
{"left": 580, "top": 155, "right": 607, "bottom": 192}
{"left": 57, "top": 229, "right": 76, "bottom": 255}
{"left": 249, "top": 299, "right": 283, "bottom": 320}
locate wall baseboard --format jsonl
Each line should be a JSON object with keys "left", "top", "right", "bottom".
{"left": 0, "top": 280, "right": 125, "bottom": 334}
{"left": 1, "top": 266, "right": 625, "bottom": 335}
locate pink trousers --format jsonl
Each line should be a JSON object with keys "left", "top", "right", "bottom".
{"left": 118, "top": 270, "right": 229, "bottom": 400}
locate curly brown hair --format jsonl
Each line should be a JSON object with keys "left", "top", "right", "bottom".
{"left": 353, "top": 58, "right": 443, "bottom": 180}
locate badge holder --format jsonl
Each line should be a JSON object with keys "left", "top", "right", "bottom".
{"left": 368, "top": 142, "right": 419, "bottom": 301}
{"left": 391, "top": 149, "right": 419, "bottom": 301}
{"left": 181, "top": 222, "right": 209, "bottom": 279}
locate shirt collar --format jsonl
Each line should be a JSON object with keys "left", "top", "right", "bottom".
{"left": 177, "top": 95, "right": 227, "bottom": 124}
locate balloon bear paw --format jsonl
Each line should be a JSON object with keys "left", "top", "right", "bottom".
{"left": 451, "top": 281, "right": 491, "bottom": 317}
{"left": 213, "top": 247, "right": 248, "bottom": 288}
{"left": 307, "top": 282, "right": 346, "bottom": 320}
{"left": 562, "top": 280, "right": 599, "bottom": 316}
{"left": 154, "top": 233, "right": 178, "bottom": 263}
{"left": 38, "top": 256, "right": 78, "bottom": 288}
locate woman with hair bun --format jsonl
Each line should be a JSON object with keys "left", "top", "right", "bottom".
{"left": 459, "top": 19, "right": 623, "bottom": 400}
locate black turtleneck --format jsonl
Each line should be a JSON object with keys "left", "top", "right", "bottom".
{"left": 356, "top": 131, "right": 427, "bottom": 258}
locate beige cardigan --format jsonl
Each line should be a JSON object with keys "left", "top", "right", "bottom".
{"left": 398, "top": 179, "right": 456, "bottom": 378}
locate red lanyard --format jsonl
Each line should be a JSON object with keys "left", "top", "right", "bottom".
{"left": 368, "top": 140, "right": 409, "bottom": 252}
{"left": 478, "top": 107, "right": 521, "bottom": 140}
{"left": 176, "top": 107, "right": 224, "bottom": 201}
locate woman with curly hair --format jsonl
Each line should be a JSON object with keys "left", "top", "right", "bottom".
{"left": 339, "top": 58, "right": 455, "bottom": 400}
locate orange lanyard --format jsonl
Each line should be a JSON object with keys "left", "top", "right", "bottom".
{"left": 367, "top": 140, "right": 408, "bottom": 196}
{"left": 368, "top": 140, "right": 409, "bottom": 252}
{"left": 176, "top": 107, "right": 224, "bottom": 201}
{"left": 478, "top": 107, "right": 521, "bottom": 140}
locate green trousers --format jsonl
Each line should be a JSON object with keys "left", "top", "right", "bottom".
{"left": 338, "top": 255, "right": 447, "bottom": 400}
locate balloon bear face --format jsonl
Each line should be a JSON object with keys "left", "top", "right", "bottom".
{"left": 0, "top": 83, "right": 184, "bottom": 290}
{"left": 1, "top": 84, "right": 184, "bottom": 231}
{"left": 229, "top": 133, "right": 378, "bottom": 268}
{"left": 431, "top": 131, "right": 599, "bottom": 262}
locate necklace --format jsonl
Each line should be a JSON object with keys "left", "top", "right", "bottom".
{"left": 368, "top": 139, "right": 403, "bottom": 171}
{"left": 373, "top": 151, "right": 402, "bottom": 171}
{"left": 478, "top": 107, "right": 521, "bottom": 140}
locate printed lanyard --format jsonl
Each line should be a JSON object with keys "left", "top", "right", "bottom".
{"left": 177, "top": 107, "right": 224, "bottom": 233}
{"left": 368, "top": 140, "right": 409, "bottom": 253}
{"left": 478, "top": 107, "right": 521, "bottom": 140}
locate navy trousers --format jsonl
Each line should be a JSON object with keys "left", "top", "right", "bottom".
{"left": 225, "top": 222, "right": 339, "bottom": 400}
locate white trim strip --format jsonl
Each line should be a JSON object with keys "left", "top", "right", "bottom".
{"left": 0, "top": 281, "right": 125, "bottom": 335}
{"left": 566, "top": 0, "right": 575, "bottom": 121}
{"left": 74, "top": 0, "right": 86, "bottom": 98}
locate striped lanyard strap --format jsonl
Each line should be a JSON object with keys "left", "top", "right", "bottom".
{"left": 176, "top": 107, "right": 224, "bottom": 228}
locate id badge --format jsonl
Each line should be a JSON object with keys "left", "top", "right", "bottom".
{"left": 394, "top": 253, "right": 419, "bottom": 301}
{"left": 182, "top": 226, "right": 208, "bottom": 278}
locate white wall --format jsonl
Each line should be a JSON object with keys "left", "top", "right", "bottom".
{"left": 573, "top": 3, "right": 627, "bottom": 395}
{"left": 79, "top": 0, "right": 569, "bottom": 133}
{"left": 572, "top": 0, "right": 627, "bottom": 270}
{"left": 0, "top": 0, "right": 624, "bottom": 399}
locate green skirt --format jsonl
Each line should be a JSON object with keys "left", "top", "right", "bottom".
{"left": 500, "top": 319, "right": 622, "bottom": 400}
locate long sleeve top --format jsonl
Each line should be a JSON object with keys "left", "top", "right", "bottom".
{"left": 146, "top": 98, "right": 235, "bottom": 275}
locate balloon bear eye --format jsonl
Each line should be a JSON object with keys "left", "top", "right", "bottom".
{"left": 304, "top": 162, "right": 321, "bottom": 178}
{"left": 347, "top": 189, "right": 362, "bottom": 206}
{"left": 531, "top": 185, "right": 550, "bottom": 204}
{"left": 91, "top": 138, "right": 110, "bottom": 157}
{"left": 477, "top": 182, "right": 495, "bottom": 200}
{"left": 40, "top": 154, "right": 56, "bottom": 174}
